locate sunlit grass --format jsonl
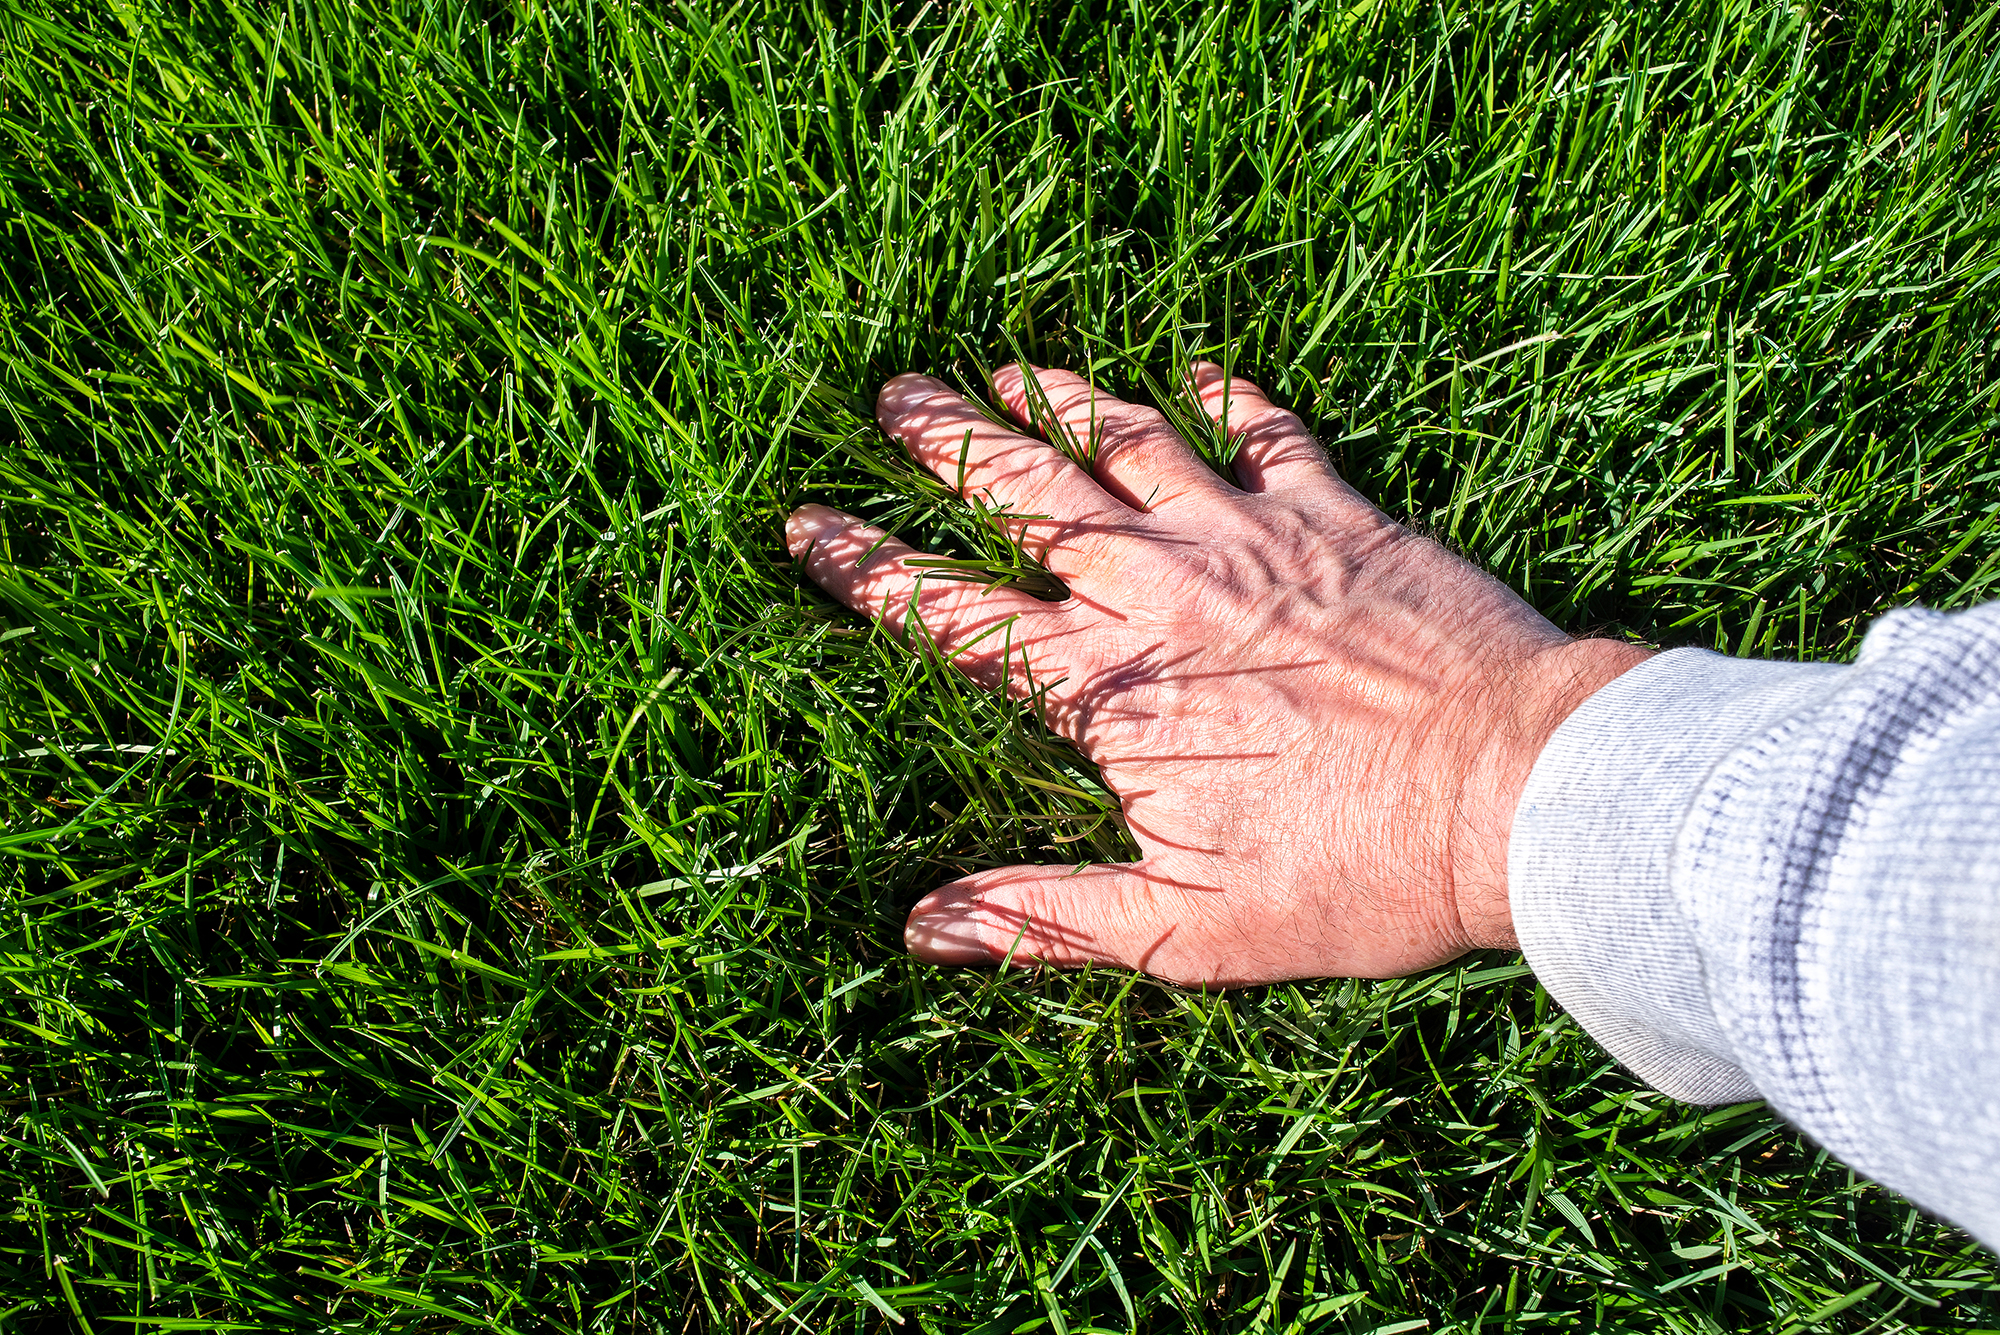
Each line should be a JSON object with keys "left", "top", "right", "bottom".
{"left": 1, "top": 0, "right": 1997, "bottom": 1329}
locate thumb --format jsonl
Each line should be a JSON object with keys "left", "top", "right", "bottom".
{"left": 905, "top": 863, "right": 1214, "bottom": 984}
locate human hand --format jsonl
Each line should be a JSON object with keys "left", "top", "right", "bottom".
{"left": 787, "top": 364, "right": 1650, "bottom": 984}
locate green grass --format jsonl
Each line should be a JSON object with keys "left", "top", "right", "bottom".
{"left": 1, "top": 0, "right": 1998, "bottom": 1329}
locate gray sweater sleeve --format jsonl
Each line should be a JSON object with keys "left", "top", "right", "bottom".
{"left": 1509, "top": 602, "right": 2000, "bottom": 1248}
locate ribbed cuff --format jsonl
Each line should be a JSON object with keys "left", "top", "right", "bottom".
{"left": 1508, "top": 648, "right": 1844, "bottom": 1103}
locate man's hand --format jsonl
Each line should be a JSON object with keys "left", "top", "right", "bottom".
{"left": 787, "top": 364, "right": 1650, "bottom": 984}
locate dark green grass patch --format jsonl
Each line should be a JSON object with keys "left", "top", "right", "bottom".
{"left": 2, "top": 0, "right": 1998, "bottom": 1329}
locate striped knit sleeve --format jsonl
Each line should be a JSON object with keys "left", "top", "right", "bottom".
{"left": 1509, "top": 603, "right": 2000, "bottom": 1249}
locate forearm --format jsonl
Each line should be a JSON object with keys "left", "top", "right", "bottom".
{"left": 1510, "top": 603, "right": 2000, "bottom": 1248}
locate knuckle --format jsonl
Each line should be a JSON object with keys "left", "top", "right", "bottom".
{"left": 1060, "top": 523, "right": 1123, "bottom": 569}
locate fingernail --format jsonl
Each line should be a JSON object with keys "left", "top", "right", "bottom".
{"left": 784, "top": 503, "right": 846, "bottom": 560}
{"left": 905, "top": 888, "right": 994, "bottom": 966}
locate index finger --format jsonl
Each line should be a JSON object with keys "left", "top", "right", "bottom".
{"left": 878, "top": 374, "right": 1129, "bottom": 568}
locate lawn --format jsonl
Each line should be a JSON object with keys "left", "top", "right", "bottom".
{"left": 2, "top": 0, "right": 1999, "bottom": 1329}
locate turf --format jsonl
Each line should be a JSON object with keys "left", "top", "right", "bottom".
{"left": 1, "top": 0, "right": 1998, "bottom": 1329}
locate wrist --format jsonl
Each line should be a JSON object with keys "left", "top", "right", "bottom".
{"left": 1451, "top": 636, "right": 1655, "bottom": 951}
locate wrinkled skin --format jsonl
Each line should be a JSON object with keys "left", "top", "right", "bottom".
{"left": 787, "top": 363, "right": 1650, "bottom": 985}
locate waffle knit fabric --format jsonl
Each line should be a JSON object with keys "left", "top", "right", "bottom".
{"left": 1510, "top": 601, "right": 2000, "bottom": 1248}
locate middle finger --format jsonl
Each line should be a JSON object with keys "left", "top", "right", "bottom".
{"left": 877, "top": 373, "right": 1128, "bottom": 574}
